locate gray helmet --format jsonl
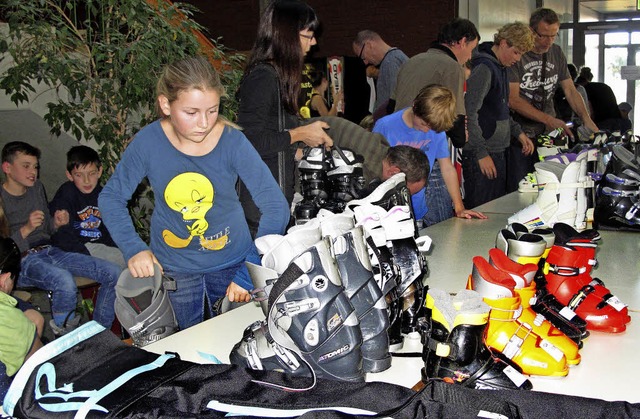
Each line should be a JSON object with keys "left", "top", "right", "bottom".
{"left": 114, "top": 264, "right": 178, "bottom": 347}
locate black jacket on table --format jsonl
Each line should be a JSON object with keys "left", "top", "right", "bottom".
{"left": 236, "top": 63, "right": 299, "bottom": 204}
{"left": 49, "top": 182, "right": 117, "bottom": 255}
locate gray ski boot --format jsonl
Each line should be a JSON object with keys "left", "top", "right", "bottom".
{"left": 318, "top": 210, "right": 391, "bottom": 372}
{"left": 114, "top": 264, "right": 178, "bottom": 347}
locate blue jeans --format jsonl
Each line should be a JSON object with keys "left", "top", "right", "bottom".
{"left": 164, "top": 262, "right": 243, "bottom": 330}
{"left": 423, "top": 161, "right": 453, "bottom": 227}
{"left": 507, "top": 142, "right": 539, "bottom": 193}
{"left": 0, "top": 360, "right": 9, "bottom": 401}
{"left": 18, "top": 246, "right": 120, "bottom": 328}
{"left": 462, "top": 150, "right": 507, "bottom": 209}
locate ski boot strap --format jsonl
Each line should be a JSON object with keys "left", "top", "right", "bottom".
{"left": 267, "top": 263, "right": 306, "bottom": 313}
{"left": 547, "top": 263, "right": 588, "bottom": 276}
{"left": 567, "top": 284, "right": 596, "bottom": 310}
{"left": 488, "top": 305, "right": 523, "bottom": 322}
{"left": 605, "top": 172, "right": 640, "bottom": 186}
{"left": 601, "top": 187, "right": 640, "bottom": 198}
{"left": 424, "top": 335, "right": 459, "bottom": 359}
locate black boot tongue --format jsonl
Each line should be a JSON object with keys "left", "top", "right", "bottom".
{"left": 267, "top": 263, "right": 305, "bottom": 314}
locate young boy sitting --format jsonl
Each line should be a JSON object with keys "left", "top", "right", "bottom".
{"left": 49, "top": 146, "right": 126, "bottom": 269}
{"left": 1, "top": 141, "right": 121, "bottom": 336}
{"left": 0, "top": 237, "right": 43, "bottom": 399}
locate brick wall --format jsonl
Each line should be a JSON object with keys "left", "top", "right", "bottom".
{"left": 185, "top": 0, "right": 457, "bottom": 58}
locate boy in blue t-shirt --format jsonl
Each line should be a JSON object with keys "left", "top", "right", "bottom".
{"left": 373, "top": 84, "right": 486, "bottom": 223}
{"left": 49, "top": 146, "right": 126, "bottom": 269}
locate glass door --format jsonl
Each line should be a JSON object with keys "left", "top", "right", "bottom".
{"left": 583, "top": 27, "right": 640, "bottom": 132}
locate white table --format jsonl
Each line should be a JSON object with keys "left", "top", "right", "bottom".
{"left": 147, "top": 192, "right": 640, "bottom": 403}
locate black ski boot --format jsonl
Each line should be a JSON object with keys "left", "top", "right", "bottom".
{"left": 231, "top": 221, "right": 363, "bottom": 383}
{"left": 323, "top": 147, "right": 366, "bottom": 214}
{"left": 295, "top": 147, "right": 330, "bottom": 224}
{"left": 265, "top": 238, "right": 365, "bottom": 382}
{"left": 420, "top": 289, "right": 532, "bottom": 390}
{"left": 318, "top": 211, "right": 391, "bottom": 372}
{"left": 594, "top": 144, "right": 640, "bottom": 231}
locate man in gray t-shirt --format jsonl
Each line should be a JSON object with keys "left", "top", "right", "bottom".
{"left": 353, "top": 30, "right": 408, "bottom": 115}
{"left": 507, "top": 7, "right": 598, "bottom": 191}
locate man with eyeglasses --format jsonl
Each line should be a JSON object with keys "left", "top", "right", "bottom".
{"left": 352, "top": 30, "right": 408, "bottom": 117}
{"left": 507, "top": 8, "right": 598, "bottom": 192}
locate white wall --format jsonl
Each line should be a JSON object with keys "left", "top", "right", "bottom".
{"left": 0, "top": 23, "right": 94, "bottom": 196}
{"left": 459, "top": 0, "right": 537, "bottom": 42}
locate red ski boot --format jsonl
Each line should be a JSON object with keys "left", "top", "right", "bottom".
{"left": 488, "top": 248, "right": 586, "bottom": 348}
{"left": 544, "top": 244, "right": 631, "bottom": 333}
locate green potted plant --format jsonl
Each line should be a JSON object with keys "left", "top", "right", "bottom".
{"left": 0, "top": 0, "right": 245, "bottom": 242}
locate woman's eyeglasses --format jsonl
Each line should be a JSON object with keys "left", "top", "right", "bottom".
{"left": 300, "top": 33, "right": 315, "bottom": 41}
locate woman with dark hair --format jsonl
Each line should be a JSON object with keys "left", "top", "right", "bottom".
{"left": 236, "top": 0, "right": 333, "bottom": 234}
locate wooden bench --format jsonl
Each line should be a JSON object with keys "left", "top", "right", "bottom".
{"left": 11, "top": 289, "right": 32, "bottom": 303}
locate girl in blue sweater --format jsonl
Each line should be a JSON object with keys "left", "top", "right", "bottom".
{"left": 99, "top": 56, "right": 290, "bottom": 330}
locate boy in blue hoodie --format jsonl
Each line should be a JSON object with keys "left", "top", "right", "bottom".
{"left": 463, "top": 22, "right": 535, "bottom": 208}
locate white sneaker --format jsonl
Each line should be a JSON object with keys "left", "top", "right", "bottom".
{"left": 49, "top": 316, "right": 81, "bottom": 337}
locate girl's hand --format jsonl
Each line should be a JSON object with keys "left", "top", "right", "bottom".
{"left": 227, "top": 282, "right": 251, "bottom": 303}
{"left": 127, "top": 250, "right": 161, "bottom": 278}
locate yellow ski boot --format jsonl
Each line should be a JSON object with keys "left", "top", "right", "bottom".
{"left": 468, "top": 256, "right": 569, "bottom": 377}
{"left": 487, "top": 248, "right": 581, "bottom": 365}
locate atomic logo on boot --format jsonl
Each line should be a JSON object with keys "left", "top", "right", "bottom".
{"left": 318, "top": 344, "right": 350, "bottom": 363}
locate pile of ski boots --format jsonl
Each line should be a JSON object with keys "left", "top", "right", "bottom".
{"left": 294, "top": 145, "right": 366, "bottom": 224}
{"left": 229, "top": 173, "right": 431, "bottom": 383}
{"left": 593, "top": 141, "right": 640, "bottom": 231}
{"left": 516, "top": 130, "right": 640, "bottom": 232}
{"left": 345, "top": 173, "right": 431, "bottom": 352}
{"left": 454, "top": 222, "right": 630, "bottom": 380}
{"left": 516, "top": 127, "right": 612, "bottom": 194}
{"left": 510, "top": 146, "right": 597, "bottom": 231}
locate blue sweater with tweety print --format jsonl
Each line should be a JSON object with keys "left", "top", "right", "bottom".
{"left": 99, "top": 120, "right": 290, "bottom": 290}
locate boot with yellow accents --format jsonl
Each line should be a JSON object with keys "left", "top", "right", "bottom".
{"left": 468, "top": 256, "right": 569, "bottom": 377}
{"left": 419, "top": 288, "right": 531, "bottom": 390}
{"left": 488, "top": 247, "right": 585, "bottom": 348}
{"left": 486, "top": 247, "right": 582, "bottom": 360}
